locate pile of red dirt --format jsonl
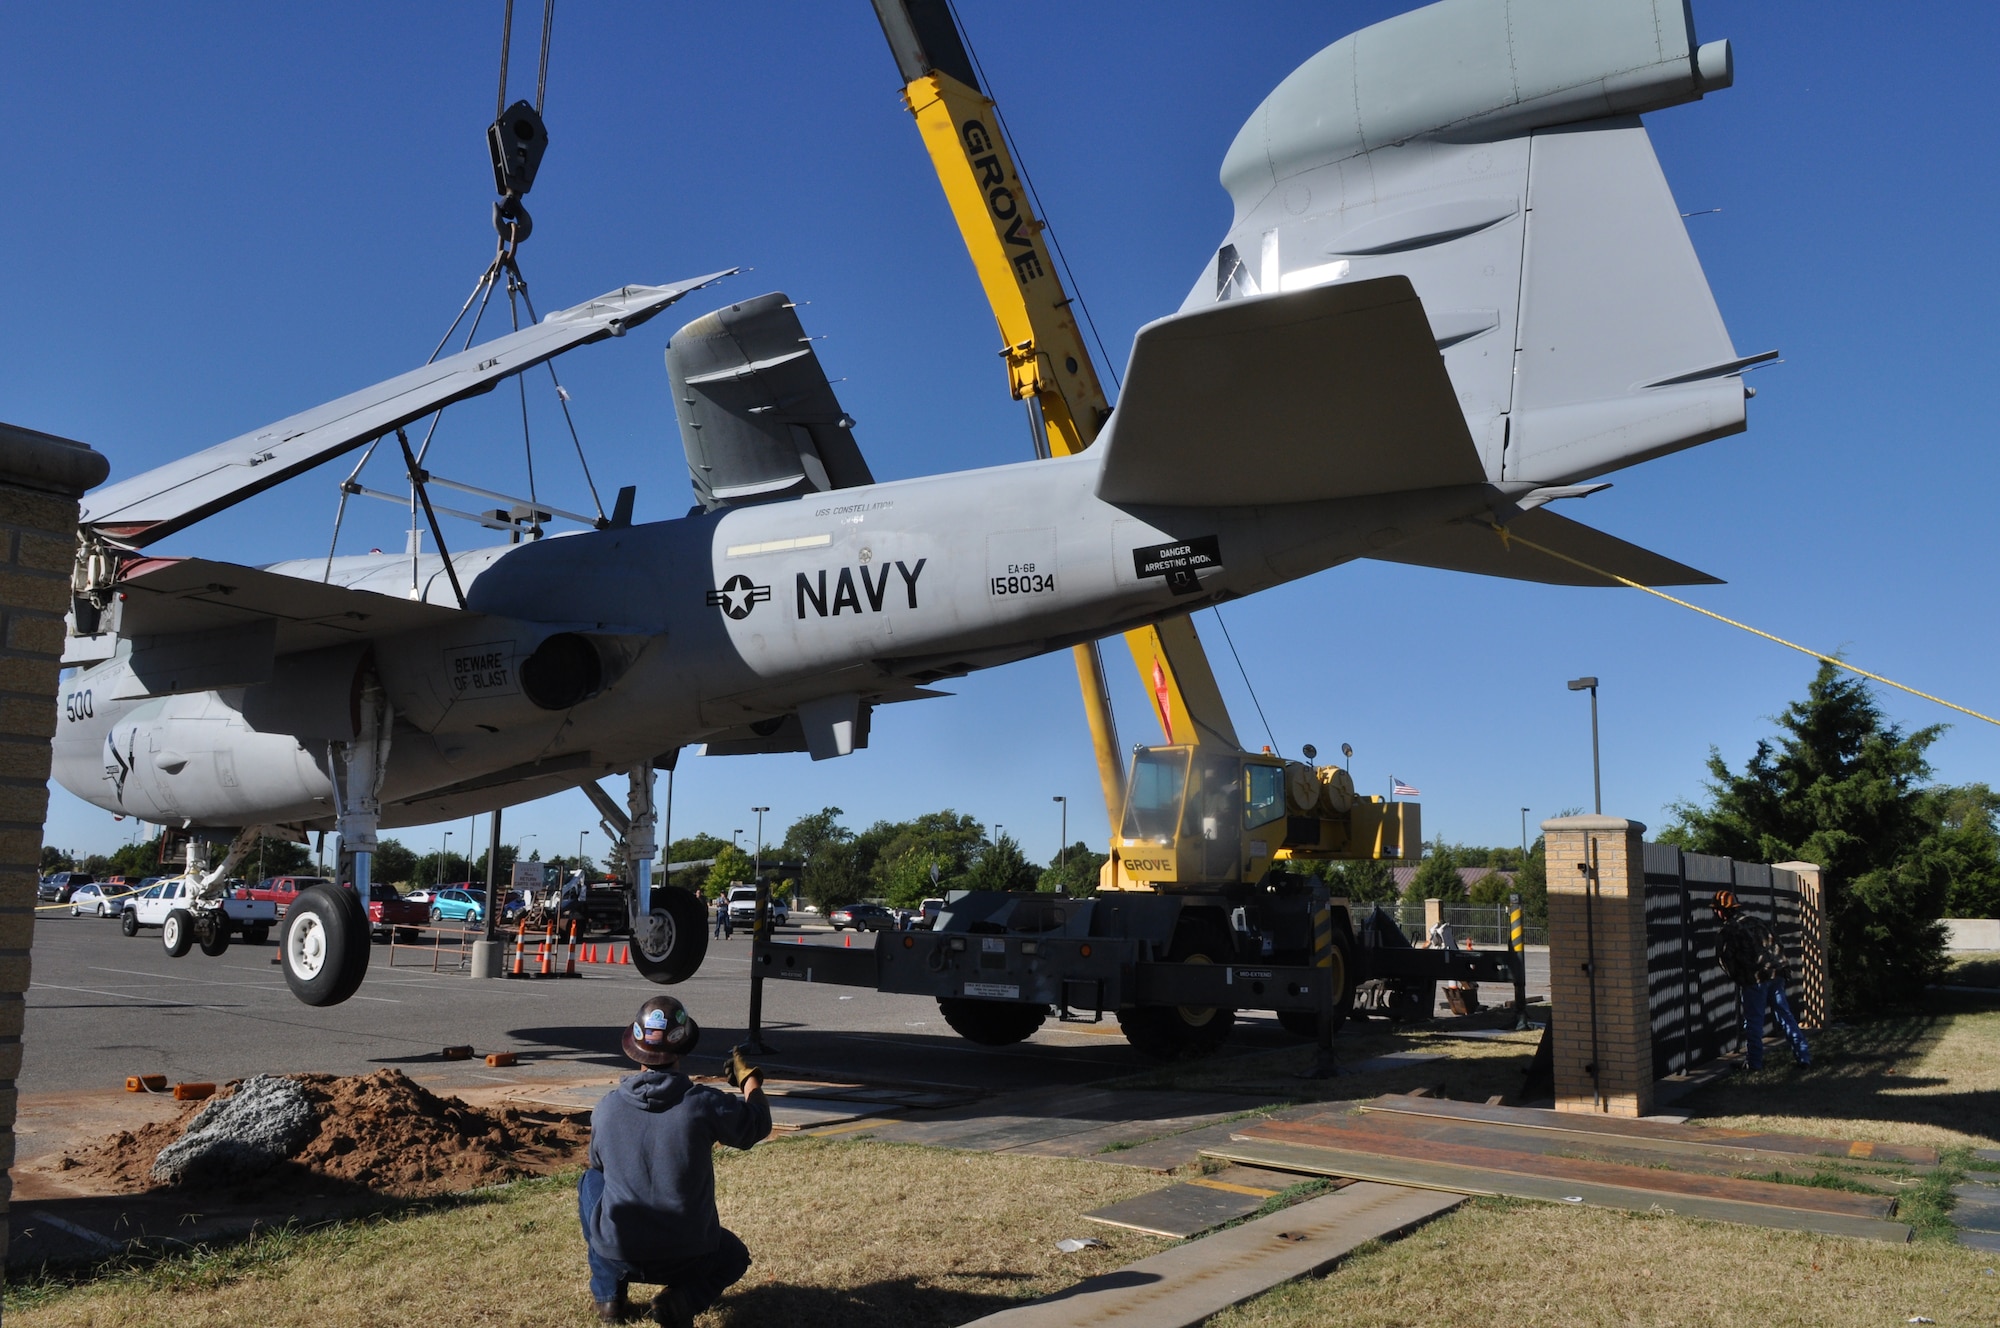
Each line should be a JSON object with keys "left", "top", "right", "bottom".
{"left": 51, "top": 1069, "right": 590, "bottom": 1199}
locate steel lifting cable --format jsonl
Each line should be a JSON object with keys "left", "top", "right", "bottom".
{"left": 1480, "top": 518, "right": 2000, "bottom": 728}
{"left": 1211, "top": 607, "right": 1282, "bottom": 757}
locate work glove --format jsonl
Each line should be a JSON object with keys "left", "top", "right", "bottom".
{"left": 725, "top": 1044, "right": 762, "bottom": 1089}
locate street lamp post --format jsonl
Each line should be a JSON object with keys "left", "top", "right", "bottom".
{"left": 1566, "top": 676, "right": 1602, "bottom": 814}
{"left": 437, "top": 830, "right": 452, "bottom": 891}
{"left": 1520, "top": 807, "right": 1531, "bottom": 857}
{"left": 747, "top": 805, "right": 774, "bottom": 1053}
{"left": 1052, "top": 796, "right": 1067, "bottom": 874}
{"left": 577, "top": 830, "right": 589, "bottom": 882}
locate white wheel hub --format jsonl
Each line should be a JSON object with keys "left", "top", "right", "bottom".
{"left": 289, "top": 912, "right": 327, "bottom": 979}
{"left": 639, "top": 909, "right": 674, "bottom": 961}
{"left": 163, "top": 915, "right": 183, "bottom": 950}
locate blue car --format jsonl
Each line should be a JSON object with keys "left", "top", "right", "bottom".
{"left": 428, "top": 887, "right": 487, "bottom": 926}
{"left": 427, "top": 886, "right": 524, "bottom": 926}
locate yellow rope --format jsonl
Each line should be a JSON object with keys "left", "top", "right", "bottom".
{"left": 1486, "top": 520, "right": 2000, "bottom": 729}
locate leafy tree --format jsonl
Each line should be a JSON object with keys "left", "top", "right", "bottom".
{"left": 106, "top": 840, "right": 162, "bottom": 880}
{"left": 783, "top": 807, "right": 853, "bottom": 862}
{"left": 1038, "top": 842, "right": 1108, "bottom": 896}
{"left": 1467, "top": 870, "right": 1515, "bottom": 907}
{"left": 1664, "top": 662, "right": 1950, "bottom": 1011}
{"left": 468, "top": 842, "right": 521, "bottom": 890}
{"left": 867, "top": 811, "right": 984, "bottom": 899}
{"left": 1512, "top": 836, "right": 1549, "bottom": 925}
{"left": 964, "top": 833, "right": 1039, "bottom": 893}
{"left": 704, "top": 845, "right": 753, "bottom": 900}
{"left": 1921, "top": 784, "right": 2000, "bottom": 919}
{"left": 877, "top": 847, "right": 952, "bottom": 908}
{"left": 40, "top": 844, "right": 70, "bottom": 873}
{"left": 1408, "top": 839, "right": 1469, "bottom": 903}
{"left": 371, "top": 838, "right": 417, "bottom": 887}
{"left": 801, "top": 838, "right": 864, "bottom": 912}
{"left": 1324, "top": 857, "right": 1399, "bottom": 905}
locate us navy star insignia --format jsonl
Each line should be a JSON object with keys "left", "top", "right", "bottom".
{"left": 706, "top": 575, "right": 772, "bottom": 620}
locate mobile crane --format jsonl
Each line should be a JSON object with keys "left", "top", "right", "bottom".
{"left": 744, "top": 2, "right": 1523, "bottom": 1061}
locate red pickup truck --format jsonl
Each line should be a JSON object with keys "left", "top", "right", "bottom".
{"left": 358, "top": 883, "right": 428, "bottom": 943}
{"left": 233, "top": 877, "right": 427, "bottom": 943}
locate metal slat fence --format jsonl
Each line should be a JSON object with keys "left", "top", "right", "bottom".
{"left": 1643, "top": 843, "right": 1805, "bottom": 1078}
{"left": 1393, "top": 903, "right": 1548, "bottom": 948}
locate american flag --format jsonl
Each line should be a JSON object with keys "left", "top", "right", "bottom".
{"left": 1391, "top": 777, "right": 1422, "bottom": 798}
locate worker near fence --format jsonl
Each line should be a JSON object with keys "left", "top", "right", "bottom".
{"left": 579, "top": 995, "right": 769, "bottom": 1325}
{"left": 1711, "top": 889, "right": 1812, "bottom": 1070}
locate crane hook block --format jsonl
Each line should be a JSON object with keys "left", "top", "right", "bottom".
{"left": 488, "top": 99, "right": 548, "bottom": 199}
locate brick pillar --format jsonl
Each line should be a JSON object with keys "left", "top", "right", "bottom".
{"left": 0, "top": 421, "right": 109, "bottom": 1267}
{"left": 1773, "top": 862, "right": 1829, "bottom": 1029}
{"left": 1544, "top": 815, "right": 1652, "bottom": 1117}
{"left": 1423, "top": 897, "right": 1442, "bottom": 936}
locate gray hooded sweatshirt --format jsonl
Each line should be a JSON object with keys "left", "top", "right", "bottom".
{"left": 585, "top": 1069, "right": 772, "bottom": 1264}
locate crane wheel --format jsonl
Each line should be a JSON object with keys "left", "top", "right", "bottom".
{"left": 937, "top": 997, "right": 1048, "bottom": 1046}
{"left": 631, "top": 886, "right": 709, "bottom": 985}
{"left": 1275, "top": 924, "right": 1357, "bottom": 1039}
{"left": 1118, "top": 916, "right": 1237, "bottom": 1060}
{"left": 282, "top": 884, "right": 371, "bottom": 1007}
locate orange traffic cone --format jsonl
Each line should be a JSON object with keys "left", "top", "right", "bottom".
{"left": 564, "top": 923, "right": 579, "bottom": 976}
{"left": 584, "top": 943, "right": 596, "bottom": 964}
{"left": 620, "top": 944, "right": 631, "bottom": 965}
{"left": 844, "top": 933, "right": 851, "bottom": 948}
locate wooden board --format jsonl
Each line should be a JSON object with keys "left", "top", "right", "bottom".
{"left": 1081, "top": 1169, "right": 1297, "bottom": 1239}
{"left": 963, "top": 1183, "right": 1463, "bottom": 1328}
{"left": 1238, "top": 1118, "right": 1895, "bottom": 1219}
{"left": 1204, "top": 1137, "right": 1912, "bottom": 1244}
{"left": 1296, "top": 1107, "right": 1917, "bottom": 1184}
{"left": 1358, "top": 1093, "right": 1938, "bottom": 1165}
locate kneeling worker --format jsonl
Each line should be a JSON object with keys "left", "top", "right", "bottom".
{"left": 580, "top": 995, "right": 770, "bottom": 1325}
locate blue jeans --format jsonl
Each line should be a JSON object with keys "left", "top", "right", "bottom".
{"left": 1741, "top": 979, "right": 1811, "bottom": 1069}
{"left": 577, "top": 1168, "right": 752, "bottom": 1309}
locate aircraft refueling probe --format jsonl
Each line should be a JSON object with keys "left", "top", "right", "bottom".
{"left": 45, "top": 0, "right": 1756, "bottom": 1019}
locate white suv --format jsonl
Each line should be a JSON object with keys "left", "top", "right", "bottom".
{"left": 725, "top": 886, "right": 788, "bottom": 927}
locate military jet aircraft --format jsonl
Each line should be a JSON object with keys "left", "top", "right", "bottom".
{"left": 47, "top": 0, "right": 1763, "bottom": 1006}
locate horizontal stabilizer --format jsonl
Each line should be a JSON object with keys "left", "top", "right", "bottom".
{"left": 1096, "top": 277, "right": 1482, "bottom": 508}
{"left": 1367, "top": 507, "right": 1719, "bottom": 587}
{"left": 81, "top": 274, "right": 733, "bottom": 546}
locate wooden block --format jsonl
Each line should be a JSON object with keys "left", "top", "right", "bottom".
{"left": 441, "top": 1045, "right": 473, "bottom": 1061}
{"left": 124, "top": 1074, "right": 166, "bottom": 1093}
{"left": 485, "top": 1052, "right": 518, "bottom": 1067}
{"left": 172, "top": 1082, "right": 216, "bottom": 1101}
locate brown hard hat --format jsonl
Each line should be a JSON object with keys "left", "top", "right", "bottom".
{"left": 1711, "top": 888, "right": 1739, "bottom": 914}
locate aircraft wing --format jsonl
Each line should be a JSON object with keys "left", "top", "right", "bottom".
{"left": 1094, "top": 276, "right": 1484, "bottom": 508}
{"left": 1367, "top": 507, "right": 1720, "bottom": 587}
{"left": 81, "top": 273, "right": 733, "bottom": 547}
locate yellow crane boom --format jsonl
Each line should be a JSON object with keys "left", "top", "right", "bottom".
{"left": 871, "top": 0, "right": 1243, "bottom": 836}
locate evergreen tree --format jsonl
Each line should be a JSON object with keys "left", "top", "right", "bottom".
{"left": 1408, "top": 839, "right": 1469, "bottom": 903}
{"left": 801, "top": 838, "right": 864, "bottom": 912}
{"left": 1325, "top": 857, "right": 1398, "bottom": 905}
{"left": 1664, "top": 663, "right": 1950, "bottom": 1011}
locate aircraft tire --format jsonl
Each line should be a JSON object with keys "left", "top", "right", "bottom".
{"left": 120, "top": 909, "right": 138, "bottom": 937}
{"left": 162, "top": 909, "right": 195, "bottom": 958}
{"left": 1117, "top": 916, "right": 1237, "bottom": 1061}
{"left": 198, "top": 919, "right": 231, "bottom": 958}
{"left": 631, "top": 887, "right": 709, "bottom": 985}
{"left": 937, "top": 997, "right": 1048, "bottom": 1046}
{"left": 244, "top": 924, "right": 271, "bottom": 945}
{"left": 282, "top": 884, "right": 371, "bottom": 1007}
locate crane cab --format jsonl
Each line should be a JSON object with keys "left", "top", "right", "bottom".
{"left": 1107, "top": 744, "right": 1417, "bottom": 890}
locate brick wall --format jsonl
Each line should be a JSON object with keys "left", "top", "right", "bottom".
{"left": 0, "top": 422, "right": 109, "bottom": 1266}
{"left": 1545, "top": 815, "right": 1653, "bottom": 1117}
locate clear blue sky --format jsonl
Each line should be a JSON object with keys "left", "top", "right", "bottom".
{"left": 8, "top": 2, "right": 1996, "bottom": 866}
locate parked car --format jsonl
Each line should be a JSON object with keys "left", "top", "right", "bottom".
{"left": 917, "top": 898, "right": 946, "bottom": 930}
{"left": 123, "top": 876, "right": 278, "bottom": 947}
{"left": 349, "top": 882, "right": 428, "bottom": 943}
{"left": 68, "top": 881, "right": 134, "bottom": 917}
{"left": 38, "top": 870, "right": 94, "bottom": 903}
{"left": 428, "top": 887, "right": 490, "bottom": 926}
{"left": 828, "top": 902, "right": 895, "bottom": 932}
{"left": 233, "top": 876, "right": 333, "bottom": 918}
{"left": 403, "top": 887, "right": 437, "bottom": 907}
{"left": 726, "top": 885, "right": 788, "bottom": 927}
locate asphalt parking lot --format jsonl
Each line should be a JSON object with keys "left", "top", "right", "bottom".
{"left": 21, "top": 910, "right": 1550, "bottom": 1100}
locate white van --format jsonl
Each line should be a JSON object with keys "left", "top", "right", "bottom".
{"left": 724, "top": 885, "right": 789, "bottom": 927}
